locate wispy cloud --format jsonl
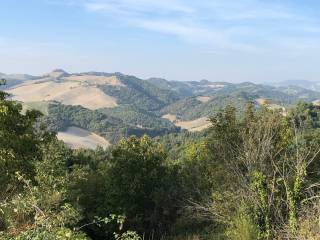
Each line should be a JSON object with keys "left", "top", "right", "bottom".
{"left": 45, "top": 0, "right": 320, "bottom": 53}
{"left": 84, "top": 0, "right": 193, "bottom": 15}
{"left": 201, "top": 0, "right": 297, "bottom": 20}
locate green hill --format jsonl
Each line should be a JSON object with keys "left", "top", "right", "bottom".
{"left": 4, "top": 70, "right": 320, "bottom": 144}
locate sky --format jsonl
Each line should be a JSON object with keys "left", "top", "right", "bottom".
{"left": 1, "top": 0, "right": 320, "bottom": 82}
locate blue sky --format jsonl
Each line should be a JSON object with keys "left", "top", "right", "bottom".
{"left": 1, "top": 0, "right": 320, "bottom": 82}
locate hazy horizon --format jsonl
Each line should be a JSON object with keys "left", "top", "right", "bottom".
{"left": 1, "top": 0, "right": 320, "bottom": 82}
{"left": 1, "top": 68, "right": 318, "bottom": 85}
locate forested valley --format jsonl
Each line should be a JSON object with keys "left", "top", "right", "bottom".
{"left": 2, "top": 84, "right": 320, "bottom": 240}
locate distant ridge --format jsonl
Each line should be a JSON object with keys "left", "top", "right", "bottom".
{"left": 269, "top": 79, "right": 320, "bottom": 91}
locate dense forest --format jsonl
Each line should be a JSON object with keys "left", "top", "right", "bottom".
{"left": 2, "top": 81, "right": 320, "bottom": 239}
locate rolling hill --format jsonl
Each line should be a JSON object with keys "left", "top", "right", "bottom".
{"left": 3, "top": 70, "right": 320, "bottom": 148}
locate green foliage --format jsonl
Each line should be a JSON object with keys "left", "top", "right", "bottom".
{"left": 4, "top": 76, "right": 320, "bottom": 240}
{"left": 0, "top": 88, "right": 86, "bottom": 238}
{"left": 226, "top": 204, "right": 260, "bottom": 240}
{"left": 99, "top": 105, "right": 176, "bottom": 129}
{"left": 250, "top": 171, "right": 270, "bottom": 239}
{"left": 72, "top": 136, "right": 180, "bottom": 238}
{"left": 114, "top": 231, "right": 142, "bottom": 240}
{"left": 0, "top": 88, "right": 141, "bottom": 240}
{"left": 0, "top": 93, "right": 45, "bottom": 196}
{"left": 101, "top": 74, "right": 180, "bottom": 112}
{"left": 46, "top": 103, "right": 180, "bottom": 143}
{"left": 179, "top": 141, "right": 214, "bottom": 201}
{"left": 0, "top": 227, "right": 88, "bottom": 240}
{"left": 161, "top": 94, "right": 251, "bottom": 121}
{"left": 196, "top": 103, "right": 320, "bottom": 239}
{"left": 154, "top": 131, "right": 205, "bottom": 161}
{"left": 45, "top": 103, "right": 120, "bottom": 132}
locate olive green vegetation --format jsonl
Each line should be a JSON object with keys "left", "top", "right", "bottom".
{"left": 45, "top": 103, "right": 180, "bottom": 143}
{"left": 153, "top": 79, "right": 320, "bottom": 121}
{"left": 21, "top": 101, "right": 50, "bottom": 115}
{"left": 160, "top": 94, "right": 251, "bottom": 121}
{"left": 2, "top": 82, "right": 320, "bottom": 239}
{"left": 98, "top": 105, "right": 175, "bottom": 129}
{"left": 100, "top": 73, "right": 181, "bottom": 112}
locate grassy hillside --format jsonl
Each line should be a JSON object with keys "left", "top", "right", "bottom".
{"left": 4, "top": 70, "right": 320, "bottom": 138}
